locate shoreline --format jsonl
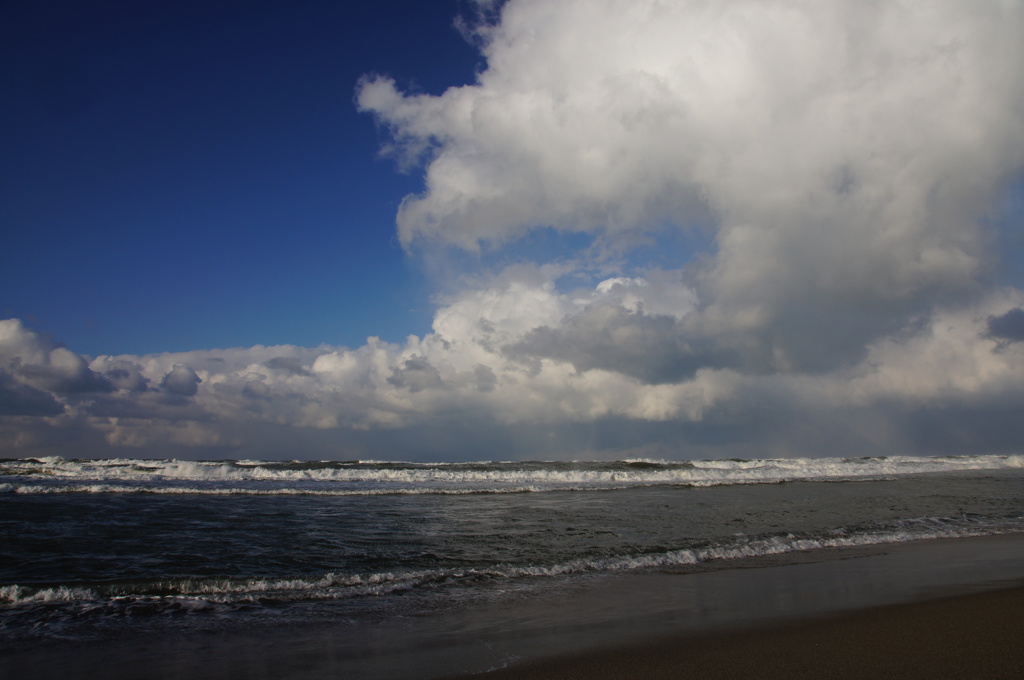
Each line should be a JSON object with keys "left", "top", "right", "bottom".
{"left": 2, "top": 533, "right": 1023, "bottom": 679}
{"left": 454, "top": 584, "right": 1024, "bottom": 680}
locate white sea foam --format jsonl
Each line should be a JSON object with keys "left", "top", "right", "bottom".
{"left": 4, "top": 516, "right": 1018, "bottom": 610}
{"left": 0, "top": 584, "right": 98, "bottom": 606}
{"left": 0, "top": 454, "right": 1020, "bottom": 496}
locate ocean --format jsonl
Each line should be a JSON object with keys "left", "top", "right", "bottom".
{"left": 2, "top": 454, "right": 1023, "bottom": 678}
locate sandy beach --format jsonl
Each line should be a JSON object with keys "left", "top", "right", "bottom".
{"left": 454, "top": 585, "right": 1024, "bottom": 680}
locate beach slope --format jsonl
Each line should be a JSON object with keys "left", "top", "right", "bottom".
{"left": 462, "top": 585, "right": 1024, "bottom": 680}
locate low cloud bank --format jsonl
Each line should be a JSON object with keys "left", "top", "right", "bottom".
{"left": 3, "top": 281, "right": 1023, "bottom": 459}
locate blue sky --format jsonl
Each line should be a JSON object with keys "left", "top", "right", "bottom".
{"left": 2, "top": 1, "right": 481, "bottom": 355}
{"left": 2, "top": 1, "right": 1024, "bottom": 461}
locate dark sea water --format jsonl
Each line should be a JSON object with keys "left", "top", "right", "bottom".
{"left": 1, "top": 455, "right": 1022, "bottom": 677}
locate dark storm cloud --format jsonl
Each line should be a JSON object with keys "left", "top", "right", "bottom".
{"left": 985, "top": 307, "right": 1024, "bottom": 343}
{"left": 103, "top": 360, "right": 150, "bottom": 392}
{"left": 16, "top": 358, "right": 113, "bottom": 394}
{"left": 473, "top": 364, "right": 497, "bottom": 392}
{"left": 0, "top": 370, "right": 65, "bottom": 416}
{"left": 387, "top": 356, "right": 443, "bottom": 392}
{"left": 160, "top": 364, "right": 201, "bottom": 397}
{"left": 265, "top": 356, "right": 313, "bottom": 376}
{"left": 506, "top": 305, "right": 712, "bottom": 384}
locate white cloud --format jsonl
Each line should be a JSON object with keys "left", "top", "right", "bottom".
{"left": 0, "top": 319, "right": 112, "bottom": 398}
{"left": 3, "top": 279, "right": 1023, "bottom": 458}
{"left": 361, "top": 0, "right": 1024, "bottom": 374}
{"left": 363, "top": 1, "right": 1023, "bottom": 244}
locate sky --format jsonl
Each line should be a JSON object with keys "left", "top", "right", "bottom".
{"left": 2, "top": 0, "right": 1024, "bottom": 462}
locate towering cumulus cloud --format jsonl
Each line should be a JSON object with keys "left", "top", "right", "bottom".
{"left": 4, "top": 0, "right": 1024, "bottom": 460}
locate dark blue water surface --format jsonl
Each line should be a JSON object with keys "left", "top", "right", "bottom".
{"left": 2, "top": 459, "right": 1022, "bottom": 651}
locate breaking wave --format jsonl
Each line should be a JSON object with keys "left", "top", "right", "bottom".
{"left": 3, "top": 513, "right": 1019, "bottom": 613}
{"left": 1, "top": 454, "right": 1020, "bottom": 496}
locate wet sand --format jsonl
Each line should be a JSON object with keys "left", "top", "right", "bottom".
{"left": 456, "top": 585, "right": 1024, "bottom": 680}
